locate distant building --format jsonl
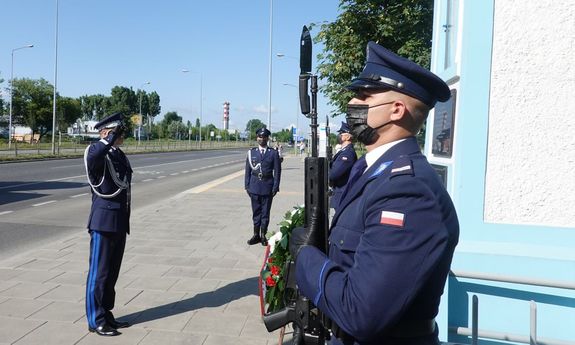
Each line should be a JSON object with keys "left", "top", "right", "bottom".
{"left": 67, "top": 120, "right": 99, "bottom": 139}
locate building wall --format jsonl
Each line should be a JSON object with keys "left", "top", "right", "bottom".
{"left": 427, "top": 0, "right": 575, "bottom": 343}
{"left": 484, "top": 0, "right": 575, "bottom": 227}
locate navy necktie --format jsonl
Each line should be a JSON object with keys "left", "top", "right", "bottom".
{"left": 341, "top": 156, "right": 367, "bottom": 201}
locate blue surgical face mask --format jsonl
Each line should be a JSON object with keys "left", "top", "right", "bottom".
{"left": 345, "top": 102, "right": 394, "bottom": 145}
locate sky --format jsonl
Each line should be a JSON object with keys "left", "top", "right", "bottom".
{"left": 1, "top": 0, "right": 345, "bottom": 136}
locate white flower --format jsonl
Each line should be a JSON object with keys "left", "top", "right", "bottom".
{"left": 268, "top": 231, "right": 284, "bottom": 253}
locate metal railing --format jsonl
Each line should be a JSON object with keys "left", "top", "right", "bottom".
{"left": 449, "top": 270, "right": 575, "bottom": 345}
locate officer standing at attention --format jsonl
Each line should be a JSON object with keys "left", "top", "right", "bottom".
{"left": 245, "top": 127, "right": 282, "bottom": 246}
{"left": 329, "top": 121, "right": 357, "bottom": 211}
{"left": 83, "top": 113, "right": 132, "bottom": 336}
{"left": 290, "top": 42, "right": 460, "bottom": 344}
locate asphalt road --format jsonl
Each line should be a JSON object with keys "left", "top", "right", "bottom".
{"left": 0, "top": 149, "right": 247, "bottom": 261}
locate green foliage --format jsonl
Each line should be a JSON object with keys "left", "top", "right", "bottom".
{"left": 245, "top": 119, "right": 266, "bottom": 139}
{"left": 148, "top": 91, "right": 161, "bottom": 123}
{"left": 273, "top": 128, "right": 292, "bottom": 143}
{"left": 57, "top": 96, "right": 82, "bottom": 132}
{"left": 312, "top": 0, "right": 434, "bottom": 115}
{"left": 261, "top": 206, "right": 305, "bottom": 313}
{"left": 79, "top": 94, "right": 110, "bottom": 120}
{"left": 11, "top": 78, "right": 55, "bottom": 139}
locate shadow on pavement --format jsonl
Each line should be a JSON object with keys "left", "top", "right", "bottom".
{"left": 124, "top": 277, "right": 259, "bottom": 325}
{"left": 0, "top": 181, "right": 87, "bottom": 205}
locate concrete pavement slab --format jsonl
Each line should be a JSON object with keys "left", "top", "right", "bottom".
{"left": 26, "top": 301, "right": 85, "bottom": 322}
{"left": 0, "top": 316, "right": 44, "bottom": 344}
{"left": 0, "top": 298, "right": 51, "bottom": 318}
{"left": 11, "top": 321, "right": 87, "bottom": 345}
{"left": 45, "top": 272, "right": 86, "bottom": 286}
{"left": 8, "top": 270, "right": 64, "bottom": 284}
{"left": 36, "top": 284, "right": 85, "bottom": 303}
{"left": 0, "top": 156, "right": 305, "bottom": 344}
{"left": 138, "top": 330, "right": 206, "bottom": 345}
{"left": 0, "top": 282, "right": 58, "bottom": 299}
{"left": 0, "top": 269, "right": 23, "bottom": 281}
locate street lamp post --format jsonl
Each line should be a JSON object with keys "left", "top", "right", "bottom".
{"left": 182, "top": 69, "right": 203, "bottom": 148}
{"left": 282, "top": 83, "right": 299, "bottom": 155}
{"left": 267, "top": 0, "right": 274, "bottom": 132}
{"left": 51, "top": 0, "right": 59, "bottom": 154}
{"left": 138, "top": 81, "right": 150, "bottom": 145}
{"left": 9, "top": 44, "right": 34, "bottom": 149}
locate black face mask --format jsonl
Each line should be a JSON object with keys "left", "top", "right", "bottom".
{"left": 345, "top": 102, "right": 394, "bottom": 145}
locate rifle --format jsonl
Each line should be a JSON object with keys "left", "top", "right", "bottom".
{"left": 262, "top": 25, "right": 330, "bottom": 345}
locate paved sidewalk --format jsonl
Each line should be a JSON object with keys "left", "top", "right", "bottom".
{"left": 0, "top": 155, "right": 306, "bottom": 345}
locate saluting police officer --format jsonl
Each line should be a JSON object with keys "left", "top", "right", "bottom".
{"left": 245, "top": 127, "right": 282, "bottom": 246}
{"left": 290, "top": 42, "right": 460, "bottom": 344}
{"left": 83, "top": 113, "right": 132, "bottom": 336}
{"left": 329, "top": 121, "right": 357, "bottom": 211}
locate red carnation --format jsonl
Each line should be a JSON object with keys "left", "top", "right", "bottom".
{"left": 266, "top": 276, "right": 276, "bottom": 287}
{"left": 267, "top": 257, "right": 274, "bottom": 264}
{"left": 271, "top": 265, "right": 281, "bottom": 276}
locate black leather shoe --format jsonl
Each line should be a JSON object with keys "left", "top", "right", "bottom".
{"left": 261, "top": 237, "right": 268, "bottom": 246}
{"left": 247, "top": 234, "right": 261, "bottom": 245}
{"left": 89, "top": 324, "right": 121, "bottom": 336}
{"left": 108, "top": 319, "right": 131, "bottom": 329}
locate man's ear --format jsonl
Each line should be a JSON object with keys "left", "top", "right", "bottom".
{"left": 389, "top": 100, "right": 407, "bottom": 121}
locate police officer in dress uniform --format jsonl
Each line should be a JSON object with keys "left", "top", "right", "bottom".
{"left": 329, "top": 121, "right": 357, "bottom": 211}
{"left": 245, "top": 127, "right": 282, "bottom": 246}
{"left": 83, "top": 113, "right": 132, "bottom": 336}
{"left": 289, "top": 42, "right": 460, "bottom": 344}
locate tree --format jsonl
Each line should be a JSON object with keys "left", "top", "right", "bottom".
{"left": 245, "top": 119, "right": 266, "bottom": 139}
{"left": 0, "top": 73, "right": 5, "bottom": 117}
{"left": 11, "top": 78, "right": 54, "bottom": 140}
{"left": 109, "top": 86, "right": 137, "bottom": 115}
{"left": 79, "top": 94, "right": 109, "bottom": 120}
{"left": 57, "top": 96, "right": 82, "bottom": 133}
{"left": 313, "top": 0, "right": 434, "bottom": 115}
{"left": 273, "top": 128, "right": 292, "bottom": 143}
{"left": 148, "top": 91, "right": 161, "bottom": 127}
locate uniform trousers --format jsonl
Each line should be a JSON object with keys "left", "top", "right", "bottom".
{"left": 86, "top": 230, "right": 126, "bottom": 328}
{"left": 249, "top": 193, "right": 274, "bottom": 230}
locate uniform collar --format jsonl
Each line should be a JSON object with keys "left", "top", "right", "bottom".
{"left": 365, "top": 138, "right": 406, "bottom": 170}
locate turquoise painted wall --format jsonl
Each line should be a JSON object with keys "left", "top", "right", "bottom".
{"left": 429, "top": 0, "right": 575, "bottom": 343}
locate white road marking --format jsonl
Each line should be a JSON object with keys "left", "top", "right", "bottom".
{"left": 180, "top": 170, "right": 244, "bottom": 194}
{"left": 70, "top": 193, "right": 88, "bottom": 198}
{"left": 0, "top": 157, "right": 244, "bottom": 190}
{"left": 170, "top": 173, "right": 179, "bottom": 176}
{"left": 157, "top": 176, "right": 166, "bottom": 179}
{"left": 0, "top": 211, "right": 14, "bottom": 216}
{"left": 182, "top": 171, "right": 190, "bottom": 173}
{"left": 32, "top": 200, "right": 57, "bottom": 207}
{"left": 142, "top": 179, "right": 154, "bottom": 182}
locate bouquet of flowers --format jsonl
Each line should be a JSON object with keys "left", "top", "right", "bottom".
{"left": 260, "top": 205, "right": 305, "bottom": 313}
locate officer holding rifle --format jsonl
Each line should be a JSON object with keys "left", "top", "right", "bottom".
{"left": 290, "top": 42, "right": 460, "bottom": 345}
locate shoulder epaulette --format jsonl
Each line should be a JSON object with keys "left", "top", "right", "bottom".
{"left": 389, "top": 156, "right": 413, "bottom": 178}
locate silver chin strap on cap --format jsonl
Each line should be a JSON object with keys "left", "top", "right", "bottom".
{"left": 83, "top": 145, "right": 129, "bottom": 199}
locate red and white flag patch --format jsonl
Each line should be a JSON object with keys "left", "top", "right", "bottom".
{"left": 380, "top": 211, "right": 405, "bottom": 227}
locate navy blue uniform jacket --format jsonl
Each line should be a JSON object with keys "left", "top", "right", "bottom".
{"left": 245, "top": 147, "right": 282, "bottom": 195}
{"left": 85, "top": 140, "right": 132, "bottom": 234}
{"left": 295, "top": 137, "right": 459, "bottom": 344}
{"left": 329, "top": 144, "right": 357, "bottom": 210}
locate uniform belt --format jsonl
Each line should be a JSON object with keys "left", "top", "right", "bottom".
{"left": 252, "top": 172, "right": 273, "bottom": 179}
{"left": 331, "top": 318, "right": 436, "bottom": 341}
